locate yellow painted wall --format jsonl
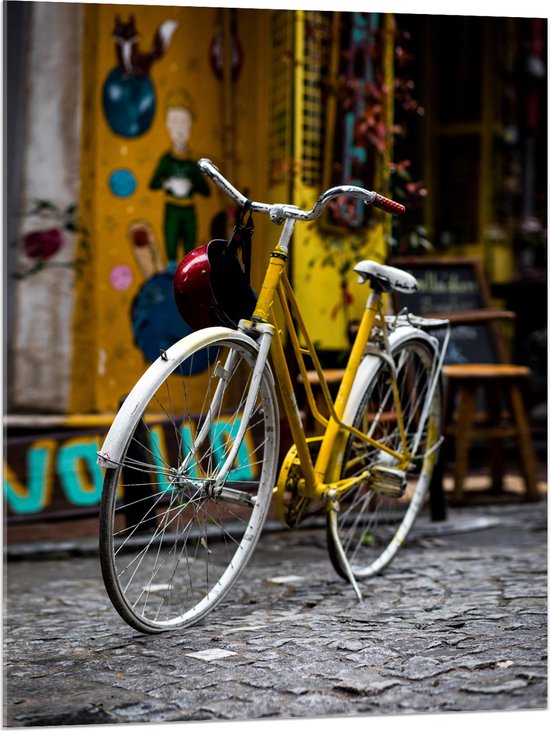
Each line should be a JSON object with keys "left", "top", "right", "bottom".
{"left": 70, "top": 5, "right": 270, "bottom": 414}
{"left": 290, "top": 12, "right": 393, "bottom": 352}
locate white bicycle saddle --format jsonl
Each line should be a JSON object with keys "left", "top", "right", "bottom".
{"left": 354, "top": 260, "right": 418, "bottom": 294}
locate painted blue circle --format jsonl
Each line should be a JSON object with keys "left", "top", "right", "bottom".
{"left": 109, "top": 168, "right": 137, "bottom": 198}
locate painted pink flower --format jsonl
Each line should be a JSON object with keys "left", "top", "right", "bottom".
{"left": 24, "top": 228, "right": 63, "bottom": 259}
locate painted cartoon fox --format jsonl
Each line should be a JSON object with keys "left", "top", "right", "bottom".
{"left": 113, "top": 15, "right": 178, "bottom": 77}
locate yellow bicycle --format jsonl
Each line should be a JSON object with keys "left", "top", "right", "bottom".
{"left": 98, "top": 159, "right": 447, "bottom": 633}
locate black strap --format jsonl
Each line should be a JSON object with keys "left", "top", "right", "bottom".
{"left": 226, "top": 200, "right": 254, "bottom": 283}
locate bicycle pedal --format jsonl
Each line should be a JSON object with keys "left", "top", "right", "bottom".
{"left": 367, "top": 465, "right": 407, "bottom": 498}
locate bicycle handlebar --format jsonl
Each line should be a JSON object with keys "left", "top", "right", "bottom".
{"left": 198, "top": 158, "right": 406, "bottom": 222}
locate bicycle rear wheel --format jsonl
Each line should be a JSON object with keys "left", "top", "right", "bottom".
{"left": 327, "top": 336, "right": 441, "bottom": 581}
{"left": 99, "top": 333, "right": 279, "bottom": 633}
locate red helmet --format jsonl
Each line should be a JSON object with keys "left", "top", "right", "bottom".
{"left": 173, "top": 239, "right": 257, "bottom": 330}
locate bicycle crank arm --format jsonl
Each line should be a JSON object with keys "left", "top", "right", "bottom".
{"left": 328, "top": 464, "right": 407, "bottom": 500}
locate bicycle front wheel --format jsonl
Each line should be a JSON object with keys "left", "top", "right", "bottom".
{"left": 99, "top": 332, "right": 279, "bottom": 633}
{"left": 327, "top": 336, "right": 442, "bottom": 581}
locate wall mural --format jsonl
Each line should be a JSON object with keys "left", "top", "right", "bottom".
{"left": 129, "top": 232, "right": 192, "bottom": 366}
{"left": 103, "top": 15, "right": 178, "bottom": 138}
{"left": 127, "top": 89, "right": 211, "bottom": 369}
{"left": 5, "top": 5, "right": 252, "bottom": 525}
{"left": 149, "top": 89, "right": 211, "bottom": 273}
{"left": 101, "top": 14, "right": 211, "bottom": 370}
{"left": 13, "top": 201, "right": 90, "bottom": 281}
{"left": 109, "top": 168, "right": 137, "bottom": 198}
{"left": 4, "top": 419, "right": 256, "bottom": 519}
{"left": 88, "top": 5, "right": 249, "bottom": 412}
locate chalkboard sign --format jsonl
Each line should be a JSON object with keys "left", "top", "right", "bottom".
{"left": 392, "top": 259, "right": 484, "bottom": 315}
{"left": 390, "top": 258, "right": 499, "bottom": 365}
{"left": 430, "top": 322, "right": 496, "bottom": 365}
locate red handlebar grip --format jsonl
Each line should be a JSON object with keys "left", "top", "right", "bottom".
{"left": 374, "top": 194, "right": 406, "bottom": 216}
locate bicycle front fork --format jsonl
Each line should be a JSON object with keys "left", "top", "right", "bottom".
{"left": 211, "top": 321, "right": 275, "bottom": 489}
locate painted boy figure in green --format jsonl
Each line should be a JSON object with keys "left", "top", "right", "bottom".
{"left": 149, "top": 90, "right": 210, "bottom": 273}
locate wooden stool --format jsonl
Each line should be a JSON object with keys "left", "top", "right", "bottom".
{"left": 443, "top": 364, "right": 539, "bottom": 503}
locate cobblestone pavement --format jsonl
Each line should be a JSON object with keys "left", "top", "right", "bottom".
{"left": 3, "top": 500, "right": 548, "bottom": 727}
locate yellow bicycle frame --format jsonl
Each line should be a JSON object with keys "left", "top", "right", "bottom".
{"left": 246, "top": 240, "right": 411, "bottom": 505}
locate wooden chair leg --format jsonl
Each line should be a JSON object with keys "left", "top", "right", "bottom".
{"left": 427, "top": 379, "right": 452, "bottom": 521}
{"left": 486, "top": 384, "right": 504, "bottom": 493}
{"left": 452, "top": 384, "right": 477, "bottom": 503}
{"left": 509, "top": 383, "right": 539, "bottom": 500}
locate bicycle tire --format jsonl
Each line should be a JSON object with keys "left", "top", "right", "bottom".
{"left": 327, "top": 335, "right": 442, "bottom": 581}
{"left": 99, "top": 331, "right": 279, "bottom": 633}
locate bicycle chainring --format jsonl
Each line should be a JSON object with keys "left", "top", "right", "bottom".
{"left": 274, "top": 439, "right": 322, "bottom": 528}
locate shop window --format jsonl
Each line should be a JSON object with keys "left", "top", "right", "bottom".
{"left": 322, "top": 12, "right": 381, "bottom": 230}
{"left": 437, "top": 135, "right": 481, "bottom": 246}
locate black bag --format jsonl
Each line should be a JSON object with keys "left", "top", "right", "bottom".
{"left": 208, "top": 201, "right": 257, "bottom": 328}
